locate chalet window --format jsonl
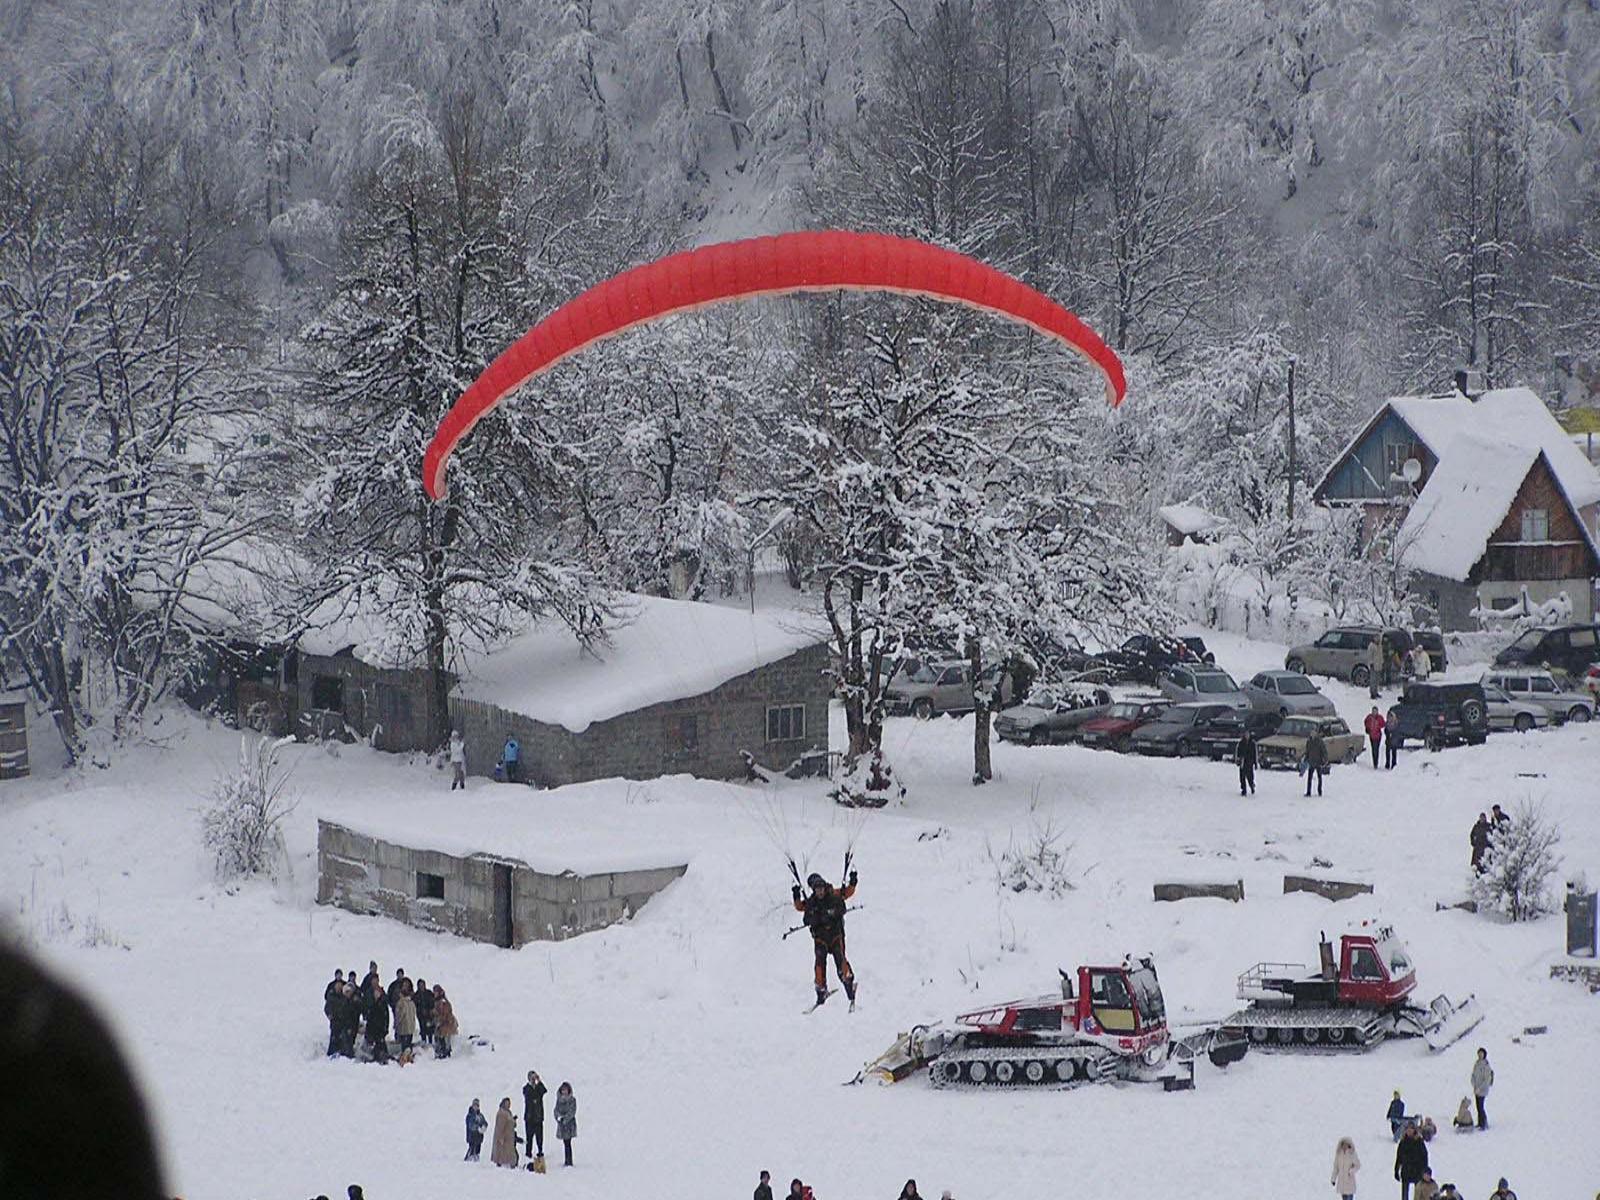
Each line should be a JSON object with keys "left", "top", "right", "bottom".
{"left": 1520, "top": 508, "right": 1549, "bottom": 542}
{"left": 311, "top": 674, "right": 344, "bottom": 712}
{"left": 1383, "top": 443, "right": 1408, "bottom": 479}
{"left": 416, "top": 871, "right": 445, "bottom": 900}
{"left": 766, "top": 704, "right": 806, "bottom": 742}
{"left": 1490, "top": 596, "right": 1518, "bottom": 611}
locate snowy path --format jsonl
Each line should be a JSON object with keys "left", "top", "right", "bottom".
{"left": 2, "top": 652, "right": 1598, "bottom": 1198}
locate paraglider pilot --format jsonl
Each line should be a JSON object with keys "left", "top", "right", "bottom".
{"left": 793, "top": 870, "right": 858, "bottom": 1008}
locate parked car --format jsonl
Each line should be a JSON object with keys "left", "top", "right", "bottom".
{"left": 1197, "top": 709, "right": 1285, "bottom": 761}
{"left": 1092, "top": 634, "right": 1197, "bottom": 685}
{"left": 1409, "top": 629, "right": 1448, "bottom": 673}
{"left": 993, "top": 683, "right": 1113, "bottom": 746}
{"left": 1480, "top": 683, "right": 1551, "bottom": 734}
{"left": 1079, "top": 699, "right": 1172, "bottom": 751}
{"left": 886, "top": 659, "right": 1013, "bottom": 719}
{"left": 1242, "top": 669, "right": 1337, "bottom": 717}
{"left": 1129, "top": 702, "right": 1237, "bottom": 757}
{"left": 1180, "top": 636, "right": 1217, "bottom": 665}
{"left": 1158, "top": 665, "right": 1250, "bottom": 709}
{"left": 1020, "top": 632, "right": 1094, "bottom": 679}
{"left": 1257, "top": 715, "right": 1365, "bottom": 770}
{"left": 1492, "top": 623, "right": 1600, "bottom": 677}
{"left": 1479, "top": 669, "right": 1595, "bottom": 725}
{"left": 1284, "top": 626, "right": 1414, "bottom": 686}
{"left": 1385, "top": 681, "right": 1489, "bottom": 749}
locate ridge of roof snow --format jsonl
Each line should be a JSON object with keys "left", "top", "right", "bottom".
{"left": 451, "top": 594, "right": 828, "bottom": 733}
{"left": 1397, "top": 436, "right": 1538, "bottom": 581}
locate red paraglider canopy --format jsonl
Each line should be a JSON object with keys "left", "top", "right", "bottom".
{"left": 423, "top": 230, "right": 1125, "bottom": 500}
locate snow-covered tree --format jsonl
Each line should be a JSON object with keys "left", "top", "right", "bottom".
{"left": 0, "top": 114, "right": 268, "bottom": 756}
{"left": 297, "top": 100, "right": 612, "bottom": 748}
{"left": 1472, "top": 800, "right": 1563, "bottom": 922}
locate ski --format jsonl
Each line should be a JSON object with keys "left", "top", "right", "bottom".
{"left": 803, "top": 988, "right": 838, "bottom": 1014}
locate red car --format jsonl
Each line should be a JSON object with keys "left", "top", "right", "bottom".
{"left": 1079, "top": 699, "right": 1171, "bottom": 751}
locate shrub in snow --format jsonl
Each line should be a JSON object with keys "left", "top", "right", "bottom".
{"left": 989, "top": 815, "right": 1074, "bottom": 897}
{"left": 201, "top": 736, "right": 297, "bottom": 880}
{"left": 1471, "top": 800, "right": 1562, "bottom": 922}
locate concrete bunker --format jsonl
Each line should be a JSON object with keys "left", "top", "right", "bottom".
{"left": 317, "top": 819, "right": 687, "bottom": 947}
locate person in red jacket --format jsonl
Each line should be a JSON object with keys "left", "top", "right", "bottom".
{"left": 1364, "top": 706, "right": 1386, "bottom": 769}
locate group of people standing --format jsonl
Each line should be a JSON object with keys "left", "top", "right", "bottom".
{"left": 752, "top": 1173, "right": 954, "bottom": 1200}
{"left": 322, "top": 962, "right": 458, "bottom": 1063}
{"left": 465, "top": 1071, "right": 577, "bottom": 1171}
{"left": 1343, "top": 1049, "right": 1505, "bottom": 1200}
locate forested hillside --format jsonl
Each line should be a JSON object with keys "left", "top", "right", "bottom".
{"left": 4, "top": 0, "right": 1600, "bottom": 760}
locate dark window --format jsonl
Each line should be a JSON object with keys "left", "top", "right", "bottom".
{"left": 1490, "top": 596, "right": 1518, "bottom": 612}
{"left": 416, "top": 871, "right": 445, "bottom": 900}
{"left": 766, "top": 704, "right": 806, "bottom": 742}
{"left": 1350, "top": 947, "right": 1384, "bottom": 981}
{"left": 311, "top": 674, "right": 344, "bottom": 711}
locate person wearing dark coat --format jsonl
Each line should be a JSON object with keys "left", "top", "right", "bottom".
{"left": 1304, "top": 730, "right": 1329, "bottom": 796}
{"left": 1387, "top": 1091, "right": 1408, "bottom": 1141}
{"left": 1394, "top": 1122, "right": 1429, "bottom": 1199}
{"left": 787, "top": 1180, "right": 805, "bottom": 1200}
{"left": 325, "top": 983, "right": 354, "bottom": 1058}
{"left": 1470, "top": 814, "right": 1492, "bottom": 872}
{"left": 522, "top": 1071, "right": 548, "bottom": 1161}
{"left": 1236, "top": 731, "right": 1258, "bottom": 796}
{"left": 754, "top": 1170, "right": 773, "bottom": 1200}
{"left": 899, "top": 1182, "right": 923, "bottom": 1200}
{"left": 324, "top": 970, "right": 345, "bottom": 1006}
{"left": 363, "top": 980, "right": 390, "bottom": 1063}
{"left": 793, "top": 871, "right": 859, "bottom": 1008}
{"left": 413, "top": 977, "right": 435, "bottom": 1045}
{"left": 465, "top": 1099, "right": 488, "bottom": 1161}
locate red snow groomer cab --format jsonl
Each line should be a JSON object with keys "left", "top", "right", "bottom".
{"left": 864, "top": 956, "right": 1210, "bottom": 1088}
{"left": 1220, "top": 923, "right": 1482, "bottom": 1051}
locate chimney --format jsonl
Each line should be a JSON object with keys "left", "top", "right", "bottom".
{"left": 1453, "top": 368, "right": 1484, "bottom": 400}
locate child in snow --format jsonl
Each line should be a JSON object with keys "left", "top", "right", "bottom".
{"left": 555, "top": 1081, "right": 577, "bottom": 1166}
{"left": 393, "top": 981, "right": 418, "bottom": 1055}
{"left": 1387, "top": 1091, "right": 1408, "bottom": 1141}
{"left": 414, "top": 977, "right": 434, "bottom": 1045}
{"left": 1330, "top": 1136, "right": 1360, "bottom": 1200}
{"left": 464, "top": 1099, "right": 487, "bottom": 1161}
{"left": 1452, "top": 1097, "right": 1474, "bottom": 1131}
{"left": 1414, "top": 1169, "right": 1438, "bottom": 1200}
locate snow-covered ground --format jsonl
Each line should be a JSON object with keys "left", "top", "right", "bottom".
{"left": 3, "top": 629, "right": 1598, "bottom": 1199}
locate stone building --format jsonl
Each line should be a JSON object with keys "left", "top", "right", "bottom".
{"left": 317, "top": 819, "right": 687, "bottom": 947}
{"left": 448, "top": 595, "right": 833, "bottom": 788}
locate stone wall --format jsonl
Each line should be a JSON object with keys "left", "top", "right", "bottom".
{"left": 316, "top": 820, "right": 687, "bottom": 946}
{"left": 449, "top": 641, "right": 832, "bottom": 788}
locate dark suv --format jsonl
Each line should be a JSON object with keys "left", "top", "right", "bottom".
{"left": 1386, "top": 682, "right": 1489, "bottom": 749}
{"left": 1493, "top": 623, "right": 1600, "bottom": 677}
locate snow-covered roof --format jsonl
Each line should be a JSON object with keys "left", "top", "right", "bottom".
{"left": 1157, "top": 503, "right": 1226, "bottom": 536}
{"left": 452, "top": 595, "right": 828, "bottom": 733}
{"left": 1396, "top": 436, "right": 1538, "bottom": 581}
{"left": 1319, "top": 387, "right": 1600, "bottom": 509}
{"left": 320, "top": 792, "right": 693, "bottom": 875}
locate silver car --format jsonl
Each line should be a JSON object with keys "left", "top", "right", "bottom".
{"left": 885, "top": 659, "right": 1013, "bottom": 719}
{"left": 1480, "top": 683, "right": 1550, "bottom": 733}
{"left": 993, "top": 684, "right": 1113, "bottom": 745}
{"left": 1158, "top": 664, "right": 1249, "bottom": 710}
{"left": 1479, "top": 669, "right": 1595, "bottom": 725}
{"left": 1243, "top": 669, "right": 1337, "bottom": 717}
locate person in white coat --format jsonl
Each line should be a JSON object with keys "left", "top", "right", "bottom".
{"left": 449, "top": 729, "right": 466, "bottom": 790}
{"left": 1471, "top": 1047, "right": 1494, "bottom": 1129}
{"left": 1331, "top": 1136, "right": 1361, "bottom": 1199}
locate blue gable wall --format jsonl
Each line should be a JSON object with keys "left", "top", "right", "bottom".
{"left": 1319, "top": 409, "right": 1435, "bottom": 501}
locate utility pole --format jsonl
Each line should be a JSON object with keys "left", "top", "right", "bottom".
{"left": 1286, "top": 358, "right": 1297, "bottom": 526}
